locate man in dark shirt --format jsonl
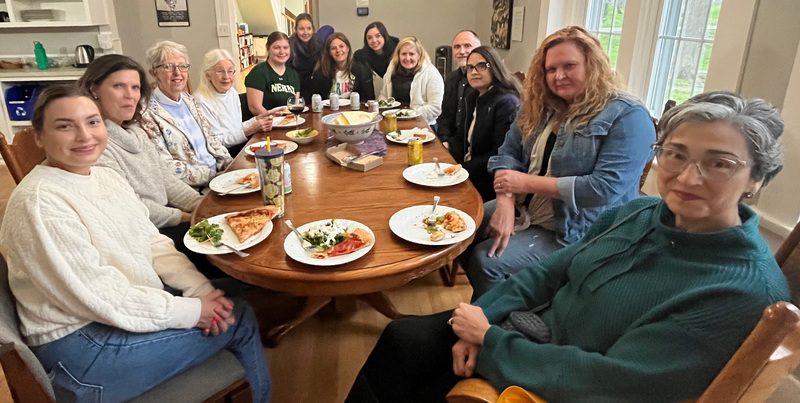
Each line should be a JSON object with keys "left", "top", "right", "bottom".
{"left": 437, "top": 30, "right": 481, "bottom": 147}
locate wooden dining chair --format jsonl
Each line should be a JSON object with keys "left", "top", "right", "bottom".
{"left": 0, "top": 255, "right": 254, "bottom": 403}
{"left": 446, "top": 220, "right": 800, "bottom": 402}
{"left": 0, "top": 128, "right": 45, "bottom": 184}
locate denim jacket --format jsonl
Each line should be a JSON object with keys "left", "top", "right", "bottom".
{"left": 487, "top": 93, "right": 655, "bottom": 244}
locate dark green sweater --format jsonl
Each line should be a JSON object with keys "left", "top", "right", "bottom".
{"left": 475, "top": 197, "right": 790, "bottom": 402}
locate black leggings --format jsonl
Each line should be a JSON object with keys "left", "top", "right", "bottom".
{"left": 345, "top": 310, "right": 463, "bottom": 403}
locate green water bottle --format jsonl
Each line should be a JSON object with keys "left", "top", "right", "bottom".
{"left": 33, "top": 41, "right": 48, "bottom": 70}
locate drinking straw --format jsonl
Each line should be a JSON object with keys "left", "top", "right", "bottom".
{"left": 266, "top": 136, "right": 271, "bottom": 152}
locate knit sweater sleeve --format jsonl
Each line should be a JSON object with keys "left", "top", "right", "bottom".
{"left": 12, "top": 192, "right": 200, "bottom": 332}
{"left": 477, "top": 288, "right": 771, "bottom": 402}
{"left": 150, "top": 232, "right": 215, "bottom": 297}
{"left": 161, "top": 166, "right": 202, "bottom": 214}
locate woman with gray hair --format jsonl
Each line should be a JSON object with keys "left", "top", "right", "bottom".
{"left": 346, "top": 90, "right": 790, "bottom": 402}
{"left": 140, "top": 40, "right": 231, "bottom": 189}
{"left": 194, "top": 48, "right": 272, "bottom": 155}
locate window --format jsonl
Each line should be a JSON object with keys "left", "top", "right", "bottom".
{"left": 585, "top": 0, "right": 626, "bottom": 70}
{"left": 647, "top": 0, "right": 722, "bottom": 114}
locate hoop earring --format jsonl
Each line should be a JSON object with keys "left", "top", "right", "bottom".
{"left": 743, "top": 192, "right": 754, "bottom": 199}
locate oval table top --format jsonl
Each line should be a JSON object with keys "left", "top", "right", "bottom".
{"left": 193, "top": 108, "right": 484, "bottom": 297}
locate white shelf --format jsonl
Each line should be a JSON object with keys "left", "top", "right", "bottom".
{"left": 9, "top": 120, "right": 30, "bottom": 126}
{"left": 0, "top": 21, "right": 102, "bottom": 28}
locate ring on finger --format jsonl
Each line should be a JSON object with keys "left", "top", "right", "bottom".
{"left": 447, "top": 317, "right": 454, "bottom": 326}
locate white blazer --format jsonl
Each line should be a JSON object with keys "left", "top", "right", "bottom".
{"left": 380, "top": 61, "right": 445, "bottom": 125}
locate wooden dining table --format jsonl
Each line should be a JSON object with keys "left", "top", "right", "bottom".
{"left": 193, "top": 107, "right": 484, "bottom": 342}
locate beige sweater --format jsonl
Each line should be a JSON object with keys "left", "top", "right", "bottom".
{"left": 0, "top": 166, "right": 214, "bottom": 346}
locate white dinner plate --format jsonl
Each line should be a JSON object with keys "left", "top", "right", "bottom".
{"left": 386, "top": 129, "right": 437, "bottom": 145}
{"left": 283, "top": 219, "right": 374, "bottom": 266}
{"left": 322, "top": 98, "right": 352, "bottom": 107}
{"left": 402, "top": 163, "right": 469, "bottom": 187}
{"left": 273, "top": 115, "right": 306, "bottom": 128}
{"left": 245, "top": 139, "right": 298, "bottom": 156}
{"left": 383, "top": 108, "right": 420, "bottom": 120}
{"left": 184, "top": 212, "right": 274, "bottom": 255}
{"left": 389, "top": 205, "right": 477, "bottom": 246}
{"left": 377, "top": 100, "right": 401, "bottom": 109}
{"left": 209, "top": 168, "right": 260, "bottom": 195}
{"left": 272, "top": 105, "right": 309, "bottom": 115}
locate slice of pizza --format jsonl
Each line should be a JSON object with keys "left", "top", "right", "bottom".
{"left": 312, "top": 227, "right": 374, "bottom": 258}
{"left": 224, "top": 206, "right": 279, "bottom": 243}
{"left": 239, "top": 172, "right": 259, "bottom": 188}
{"left": 443, "top": 211, "right": 466, "bottom": 233}
{"left": 444, "top": 164, "right": 462, "bottom": 175}
{"left": 281, "top": 115, "right": 297, "bottom": 125}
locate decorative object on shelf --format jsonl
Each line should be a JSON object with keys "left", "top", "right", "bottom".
{"left": 155, "top": 0, "right": 189, "bottom": 27}
{"left": 491, "top": 0, "right": 513, "bottom": 49}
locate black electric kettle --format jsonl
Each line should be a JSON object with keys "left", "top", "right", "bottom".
{"left": 74, "top": 45, "right": 95, "bottom": 67}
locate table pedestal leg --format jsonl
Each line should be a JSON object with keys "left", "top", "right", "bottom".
{"left": 265, "top": 296, "right": 332, "bottom": 345}
{"left": 358, "top": 292, "right": 406, "bottom": 319}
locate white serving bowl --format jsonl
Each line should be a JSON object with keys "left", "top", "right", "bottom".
{"left": 321, "top": 112, "right": 382, "bottom": 144}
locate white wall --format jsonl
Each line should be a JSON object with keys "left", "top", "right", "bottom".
{"left": 113, "top": 0, "right": 221, "bottom": 86}
{"left": 317, "top": 0, "right": 479, "bottom": 64}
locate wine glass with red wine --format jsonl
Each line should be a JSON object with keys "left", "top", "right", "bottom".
{"left": 287, "top": 94, "right": 305, "bottom": 124}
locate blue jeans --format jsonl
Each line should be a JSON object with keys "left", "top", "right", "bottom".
{"left": 464, "top": 199, "right": 563, "bottom": 299}
{"left": 31, "top": 299, "right": 271, "bottom": 402}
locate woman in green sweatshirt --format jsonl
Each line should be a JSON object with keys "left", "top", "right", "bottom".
{"left": 345, "top": 91, "right": 790, "bottom": 403}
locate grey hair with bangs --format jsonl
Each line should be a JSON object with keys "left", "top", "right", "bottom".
{"left": 657, "top": 90, "right": 784, "bottom": 185}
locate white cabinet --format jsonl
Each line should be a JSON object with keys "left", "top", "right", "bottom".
{"left": 0, "top": 0, "right": 107, "bottom": 28}
{"left": 0, "top": 67, "right": 84, "bottom": 140}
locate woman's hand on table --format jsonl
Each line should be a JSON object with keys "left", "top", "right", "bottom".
{"left": 493, "top": 169, "right": 530, "bottom": 195}
{"left": 451, "top": 303, "right": 491, "bottom": 345}
{"left": 255, "top": 113, "right": 274, "bottom": 133}
{"left": 180, "top": 211, "right": 192, "bottom": 223}
{"left": 486, "top": 194, "right": 515, "bottom": 257}
{"left": 452, "top": 339, "right": 481, "bottom": 377}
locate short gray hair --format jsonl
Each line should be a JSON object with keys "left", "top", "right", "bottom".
{"left": 657, "top": 90, "right": 784, "bottom": 185}
{"left": 145, "top": 40, "right": 190, "bottom": 71}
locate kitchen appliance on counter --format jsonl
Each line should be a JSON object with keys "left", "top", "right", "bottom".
{"left": 74, "top": 45, "right": 94, "bottom": 67}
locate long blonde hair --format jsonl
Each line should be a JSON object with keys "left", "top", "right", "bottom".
{"left": 389, "top": 36, "right": 431, "bottom": 75}
{"left": 517, "top": 26, "right": 618, "bottom": 137}
{"left": 195, "top": 48, "right": 237, "bottom": 108}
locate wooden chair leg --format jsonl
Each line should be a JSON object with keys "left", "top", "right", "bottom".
{"left": 439, "top": 259, "right": 461, "bottom": 287}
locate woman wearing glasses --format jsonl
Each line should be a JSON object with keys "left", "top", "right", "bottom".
{"left": 245, "top": 31, "right": 301, "bottom": 116}
{"left": 463, "top": 26, "right": 655, "bottom": 297}
{"left": 303, "top": 32, "right": 375, "bottom": 103}
{"left": 195, "top": 49, "right": 272, "bottom": 156}
{"left": 347, "top": 90, "right": 789, "bottom": 402}
{"left": 379, "top": 36, "right": 444, "bottom": 126}
{"left": 140, "top": 40, "right": 231, "bottom": 189}
{"left": 443, "top": 46, "right": 521, "bottom": 202}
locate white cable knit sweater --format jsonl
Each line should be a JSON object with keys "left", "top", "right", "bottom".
{"left": 0, "top": 165, "right": 214, "bottom": 346}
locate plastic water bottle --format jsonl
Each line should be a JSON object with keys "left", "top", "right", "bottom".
{"left": 33, "top": 41, "right": 48, "bottom": 70}
{"left": 329, "top": 93, "right": 339, "bottom": 111}
{"left": 283, "top": 161, "right": 292, "bottom": 194}
{"left": 350, "top": 92, "right": 360, "bottom": 110}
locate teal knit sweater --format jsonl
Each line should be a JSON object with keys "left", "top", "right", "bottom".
{"left": 475, "top": 197, "right": 790, "bottom": 402}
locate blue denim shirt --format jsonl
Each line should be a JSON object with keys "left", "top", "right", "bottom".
{"left": 487, "top": 93, "right": 655, "bottom": 245}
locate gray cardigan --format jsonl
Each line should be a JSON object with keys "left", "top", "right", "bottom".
{"left": 96, "top": 120, "right": 202, "bottom": 228}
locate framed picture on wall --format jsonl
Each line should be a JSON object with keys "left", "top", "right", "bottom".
{"left": 156, "top": 0, "right": 190, "bottom": 27}
{"left": 491, "top": 0, "right": 513, "bottom": 49}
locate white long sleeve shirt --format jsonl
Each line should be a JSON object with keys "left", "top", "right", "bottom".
{"left": 0, "top": 165, "right": 214, "bottom": 346}
{"left": 195, "top": 87, "right": 258, "bottom": 147}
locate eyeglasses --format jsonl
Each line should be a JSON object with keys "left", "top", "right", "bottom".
{"left": 212, "top": 69, "right": 235, "bottom": 77}
{"left": 466, "top": 62, "right": 490, "bottom": 73}
{"left": 652, "top": 144, "right": 751, "bottom": 181}
{"left": 155, "top": 63, "right": 190, "bottom": 72}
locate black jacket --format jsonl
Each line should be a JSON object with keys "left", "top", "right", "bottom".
{"left": 302, "top": 60, "right": 375, "bottom": 102}
{"left": 446, "top": 86, "right": 520, "bottom": 201}
{"left": 436, "top": 68, "right": 474, "bottom": 142}
{"left": 353, "top": 35, "right": 399, "bottom": 77}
